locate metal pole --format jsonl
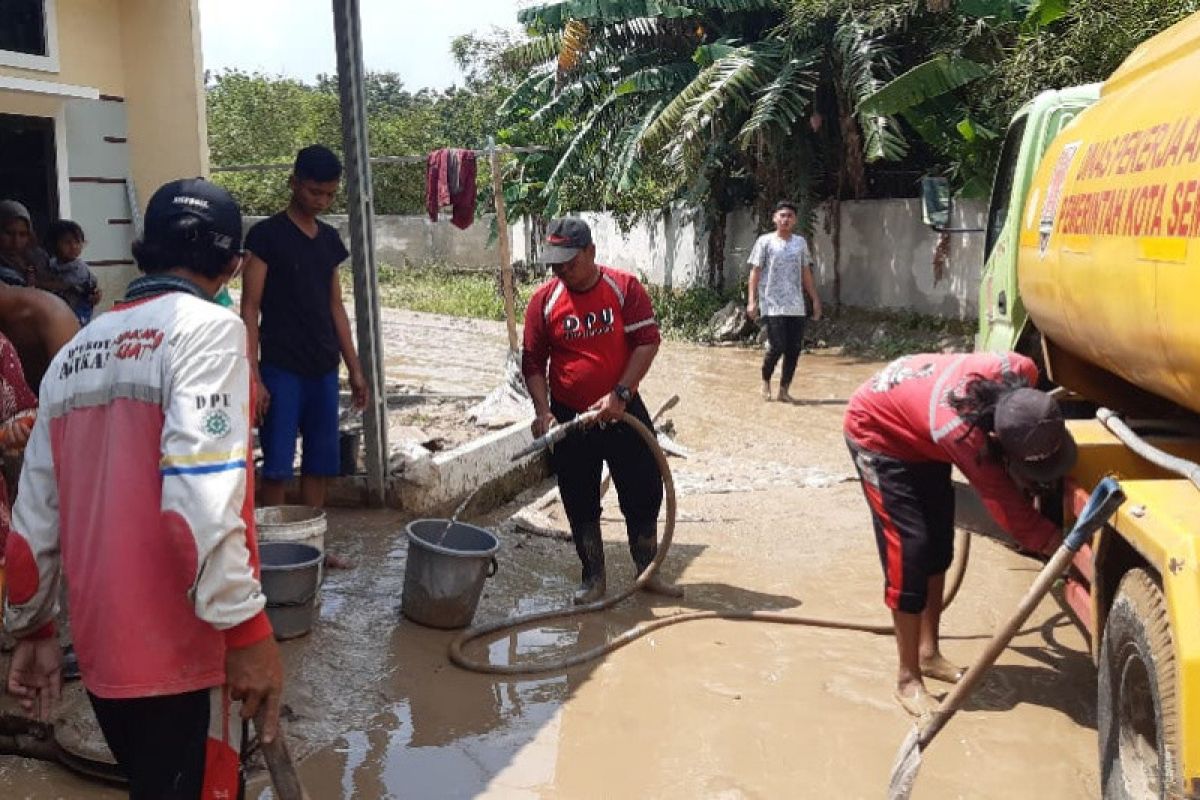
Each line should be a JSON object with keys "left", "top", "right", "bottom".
{"left": 489, "top": 140, "right": 518, "bottom": 353}
{"left": 332, "top": 0, "right": 388, "bottom": 505}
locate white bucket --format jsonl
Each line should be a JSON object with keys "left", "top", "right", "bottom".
{"left": 255, "top": 505, "right": 327, "bottom": 554}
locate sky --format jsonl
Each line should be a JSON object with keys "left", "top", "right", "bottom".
{"left": 198, "top": 0, "right": 526, "bottom": 90}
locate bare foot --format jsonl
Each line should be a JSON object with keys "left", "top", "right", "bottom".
{"left": 324, "top": 551, "right": 355, "bottom": 570}
{"left": 777, "top": 388, "right": 796, "bottom": 404}
{"left": 894, "top": 683, "right": 939, "bottom": 721}
{"left": 920, "top": 653, "right": 965, "bottom": 684}
{"left": 761, "top": 380, "right": 772, "bottom": 401}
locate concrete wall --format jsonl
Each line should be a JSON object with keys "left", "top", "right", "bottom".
{"left": 508, "top": 200, "right": 987, "bottom": 318}
{"left": 244, "top": 214, "right": 508, "bottom": 270}
{"left": 725, "top": 199, "right": 987, "bottom": 319}
{"left": 0, "top": 0, "right": 126, "bottom": 95}
{"left": 512, "top": 205, "right": 710, "bottom": 289}
{"left": 249, "top": 198, "right": 987, "bottom": 319}
{"left": 119, "top": 0, "right": 209, "bottom": 207}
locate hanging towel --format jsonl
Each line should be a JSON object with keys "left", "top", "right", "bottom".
{"left": 426, "top": 148, "right": 478, "bottom": 230}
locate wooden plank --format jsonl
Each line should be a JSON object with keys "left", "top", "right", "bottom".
{"left": 490, "top": 146, "right": 518, "bottom": 353}
{"left": 69, "top": 177, "right": 126, "bottom": 185}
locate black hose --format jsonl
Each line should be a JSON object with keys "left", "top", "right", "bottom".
{"left": 450, "top": 412, "right": 971, "bottom": 674}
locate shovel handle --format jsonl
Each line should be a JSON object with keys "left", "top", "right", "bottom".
{"left": 917, "top": 477, "right": 1125, "bottom": 749}
{"left": 255, "top": 712, "right": 309, "bottom": 800}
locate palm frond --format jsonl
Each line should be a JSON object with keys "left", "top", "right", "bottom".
{"left": 542, "top": 95, "right": 624, "bottom": 215}
{"left": 558, "top": 19, "right": 591, "bottom": 74}
{"left": 856, "top": 55, "right": 989, "bottom": 117}
{"left": 519, "top": 0, "right": 777, "bottom": 31}
{"left": 736, "top": 47, "right": 820, "bottom": 146}
{"left": 533, "top": 73, "right": 607, "bottom": 122}
{"left": 614, "top": 62, "right": 698, "bottom": 95}
{"left": 609, "top": 99, "right": 668, "bottom": 194}
{"left": 498, "top": 68, "right": 556, "bottom": 118}
{"left": 504, "top": 33, "right": 564, "bottom": 71}
{"left": 833, "top": 16, "right": 908, "bottom": 162}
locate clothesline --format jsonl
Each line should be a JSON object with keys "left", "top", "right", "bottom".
{"left": 211, "top": 145, "right": 552, "bottom": 173}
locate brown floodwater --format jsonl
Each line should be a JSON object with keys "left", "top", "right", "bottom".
{"left": 2, "top": 311, "right": 1100, "bottom": 799}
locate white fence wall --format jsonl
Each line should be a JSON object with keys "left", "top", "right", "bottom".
{"left": 248, "top": 198, "right": 988, "bottom": 318}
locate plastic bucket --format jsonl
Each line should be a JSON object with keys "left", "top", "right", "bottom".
{"left": 401, "top": 519, "right": 499, "bottom": 629}
{"left": 260, "top": 541, "right": 322, "bottom": 640}
{"left": 256, "top": 506, "right": 326, "bottom": 554}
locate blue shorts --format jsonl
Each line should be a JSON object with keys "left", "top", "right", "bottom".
{"left": 259, "top": 364, "right": 340, "bottom": 480}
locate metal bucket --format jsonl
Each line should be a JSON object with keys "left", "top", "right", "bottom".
{"left": 401, "top": 520, "right": 499, "bottom": 630}
{"left": 256, "top": 505, "right": 326, "bottom": 557}
{"left": 260, "top": 542, "right": 322, "bottom": 640}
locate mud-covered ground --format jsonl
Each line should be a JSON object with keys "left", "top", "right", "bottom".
{"left": 1, "top": 309, "right": 1099, "bottom": 799}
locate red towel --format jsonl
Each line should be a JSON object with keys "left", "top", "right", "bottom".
{"left": 426, "top": 148, "right": 477, "bottom": 230}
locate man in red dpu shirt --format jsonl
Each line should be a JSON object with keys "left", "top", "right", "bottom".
{"left": 522, "top": 218, "right": 683, "bottom": 604}
{"left": 844, "top": 351, "right": 1075, "bottom": 719}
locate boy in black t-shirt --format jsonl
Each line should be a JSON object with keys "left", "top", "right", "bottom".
{"left": 241, "top": 146, "right": 367, "bottom": 546}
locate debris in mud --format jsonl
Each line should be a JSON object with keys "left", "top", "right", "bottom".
{"left": 467, "top": 352, "right": 533, "bottom": 430}
{"left": 673, "top": 455, "right": 855, "bottom": 495}
{"left": 707, "top": 301, "right": 754, "bottom": 342}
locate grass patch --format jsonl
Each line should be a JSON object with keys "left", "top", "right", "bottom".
{"left": 356, "top": 264, "right": 735, "bottom": 341}
{"left": 350, "top": 263, "right": 541, "bottom": 321}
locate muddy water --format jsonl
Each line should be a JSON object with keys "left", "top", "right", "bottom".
{"left": 3, "top": 312, "right": 1100, "bottom": 799}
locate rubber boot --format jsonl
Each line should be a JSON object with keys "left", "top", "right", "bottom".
{"left": 628, "top": 522, "right": 684, "bottom": 598}
{"left": 572, "top": 520, "right": 607, "bottom": 605}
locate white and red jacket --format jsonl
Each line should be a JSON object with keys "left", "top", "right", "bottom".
{"left": 4, "top": 289, "right": 271, "bottom": 699}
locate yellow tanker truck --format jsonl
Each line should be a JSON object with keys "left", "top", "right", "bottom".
{"left": 923, "top": 13, "right": 1200, "bottom": 799}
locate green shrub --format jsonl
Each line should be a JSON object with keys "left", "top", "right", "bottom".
{"left": 644, "top": 283, "right": 732, "bottom": 341}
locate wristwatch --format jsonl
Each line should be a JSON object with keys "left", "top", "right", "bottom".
{"left": 613, "top": 384, "right": 633, "bottom": 403}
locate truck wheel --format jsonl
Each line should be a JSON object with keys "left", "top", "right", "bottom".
{"left": 1098, "top": 568, "right": 1179, "bottom": 799}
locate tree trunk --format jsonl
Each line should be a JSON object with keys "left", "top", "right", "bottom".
{"left": 833, "top": 73, "right": 868, "bottom": 201}
{"left": 708, "top": 207, "right": 728, "bottom": 291}
{"left": 706, "top": 169, "right": 728, "bottom": 291}
{"left": 827, "top": 196, "right": 843, "bottom": 314}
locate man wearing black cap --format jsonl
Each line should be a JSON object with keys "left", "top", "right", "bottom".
{"left": 5, "top": 179, "right": 283, "bottom": 797}
{"left": 843, "top": 351, "right": 1075, "bottom": 719}
{"left": 522, "top": 218, "right": 682, "bottom": 604}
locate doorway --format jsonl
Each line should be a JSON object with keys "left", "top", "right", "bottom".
{"left": 0, "top": 112, "right": 59, "bottom": 238}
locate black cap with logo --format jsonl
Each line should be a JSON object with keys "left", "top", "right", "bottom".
{"left": 539, "top": 217, "right": 593, "bottom": 264}
{"left": 995, "top": 388, "right": 1078, "bottom": 483}
{"left": 144, "top": 178, "right": 243, "bottom": 257}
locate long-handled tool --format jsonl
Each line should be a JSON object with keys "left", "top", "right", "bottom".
{"left": 255, "top": 711, "right": 309, "bottom": 800}
{"left": 886, "top": 476, "right": 1126, "bottom": 800}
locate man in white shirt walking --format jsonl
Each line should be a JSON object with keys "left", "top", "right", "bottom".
{"left": 746, "top": 201, "right": 822, "bottom": 402}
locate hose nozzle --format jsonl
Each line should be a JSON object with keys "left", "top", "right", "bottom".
{"left": 511, "top": 410, "right": 601, "bottom": 461}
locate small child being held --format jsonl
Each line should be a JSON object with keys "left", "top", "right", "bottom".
{"left": 39, "top": 219, "right": 100, "bottom": 325}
